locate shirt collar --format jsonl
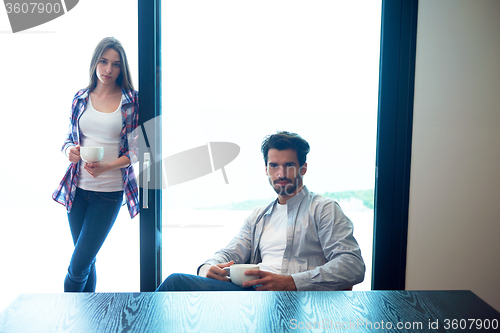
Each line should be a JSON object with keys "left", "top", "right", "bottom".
{"left": 121, "top": 88, "right": 134, "bottom": 105}
{"left": 266, "top": 185, "right": 309, "bottom": 215}
{"left": 285, "top": 185, "right": 309, "bottom": 207}
{"left": 76, "top": 89, "right": 90, "bottom": 100}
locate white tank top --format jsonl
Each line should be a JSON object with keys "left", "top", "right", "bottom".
{"left": 77, "top": 96, "right": 124, "bottom": 192}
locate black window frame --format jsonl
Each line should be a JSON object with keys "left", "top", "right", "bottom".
{"left": 372, "top": 0, "right": 418, "bottom": 290}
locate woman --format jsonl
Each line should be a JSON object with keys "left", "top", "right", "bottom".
{"left": 52, "top": 37, "right": 139, "bottom": 292}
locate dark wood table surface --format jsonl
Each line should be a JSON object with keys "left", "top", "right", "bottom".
{"left": 1, "top": 290, "right": 499, "bottom": 332}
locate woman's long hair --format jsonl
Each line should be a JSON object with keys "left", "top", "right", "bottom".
{"left": 86, "top": 37, "right": 134, "bottom": 92}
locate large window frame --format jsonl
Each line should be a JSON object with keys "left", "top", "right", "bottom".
{"left": 372, "top": 0, "right": 418, "bottom": 290}
{"left": 137, "top": 0, "right": 419, "bottom": 291}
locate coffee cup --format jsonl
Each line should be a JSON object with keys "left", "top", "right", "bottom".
{"left": 80, "top": 147, "right": 104, "bottom": 163}
{"left": 223, "top": 264, "right": 260, "bottom": 287}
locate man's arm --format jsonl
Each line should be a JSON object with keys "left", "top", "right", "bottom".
{"left": 291, "top": 200, "right": 365, "bottom": 291}
{"left": 197, "top": 207, "right": 265, "bottom": 278}
{"left": 201, "top": 219, "right": 252, "bottom": 267}
{"left": 241, "top": 270, "right": 297, "bottom": 291}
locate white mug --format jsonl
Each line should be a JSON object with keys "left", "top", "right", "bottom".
{"left": 224, "top": 264, "right": 260, "bottom": 287}
{"left": 80, "top": 147, "right": 104, "bottom": 163}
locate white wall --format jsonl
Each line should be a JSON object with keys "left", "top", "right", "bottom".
{"left": 407, "top": 0, "right": 500, "bottom": 311}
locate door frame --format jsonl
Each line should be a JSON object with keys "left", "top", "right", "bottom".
{"left": 138, "top": 0, "right": 162, "bottom": 291}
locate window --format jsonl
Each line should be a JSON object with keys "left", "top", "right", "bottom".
{"left": 160, "top": 0, "right": 382, "bottom": 290}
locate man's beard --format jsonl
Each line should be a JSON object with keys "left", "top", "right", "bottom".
{"left": 270, "top": 176, "right": 301, "bottom": 196}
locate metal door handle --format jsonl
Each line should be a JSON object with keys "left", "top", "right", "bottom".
{"left": 143, "top": 153, "right": 151, "bottom": 209}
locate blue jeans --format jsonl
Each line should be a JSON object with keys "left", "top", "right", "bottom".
{"left": 65, "top": 187, "right": 123, "bottom": 292}
{"left": 156, "top": 273, "right": 255, "bottom": 292}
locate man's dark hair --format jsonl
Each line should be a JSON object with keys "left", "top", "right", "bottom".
{"left": 261, "top": 131, "right": 310, "bottom": 167}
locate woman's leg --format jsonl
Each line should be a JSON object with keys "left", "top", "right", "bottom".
{"left": 65, "top": 189, "right": 123, "bottom": 292}
{"left": 66, "top": 188, "right": 90, "bottom": 291}
{"left": 82, "top": 260, "right": 97, "bottom": 292}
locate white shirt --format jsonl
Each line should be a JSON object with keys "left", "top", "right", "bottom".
{"left": 258, "top": 202, "right": 287, "bottom": 273}
{"left": 77, "top": 97, "right": 124, "bottom": 192}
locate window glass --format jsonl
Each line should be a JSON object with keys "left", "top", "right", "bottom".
{"left": 161, "top": 0, "right": 381, "bottom": 290}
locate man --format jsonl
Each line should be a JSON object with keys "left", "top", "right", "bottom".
{"left": 157, "top": 131, "right": 365, "bottom": 291}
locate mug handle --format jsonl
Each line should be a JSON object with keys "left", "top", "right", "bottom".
{"left": 223, "top": 267, "right": 231, "bottom": 279}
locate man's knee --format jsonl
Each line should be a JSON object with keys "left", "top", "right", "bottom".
{"left": 156, "top": 273, "right": 190, "bottom": 291}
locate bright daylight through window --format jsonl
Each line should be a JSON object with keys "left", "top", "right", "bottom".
{"left": 161, "top": 0, "right": 381, "bottom": 291}
{"left": 0, "top": 0, "right": 138, "bottom": 311}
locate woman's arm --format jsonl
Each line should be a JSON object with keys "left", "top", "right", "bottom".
{"left": 83, "top": 155, "right": 131, "bottom": 178}
{"left": 62, "top": 90, "right": 87, "bottom": 155}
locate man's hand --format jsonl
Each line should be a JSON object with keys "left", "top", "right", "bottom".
{"left": 199, "top": 261, "right": 234, "bottom": 282}
{"left": 242, "top": 270, "right": 297, "bottom": 291}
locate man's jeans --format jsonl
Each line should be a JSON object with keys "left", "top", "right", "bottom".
{"left": 156, "top": 273, "right": 255, "bottom": 292}
{"left": 65, "top": 187, "right": 123, "bottom": 292}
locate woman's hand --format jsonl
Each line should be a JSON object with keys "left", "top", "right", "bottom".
{"left": 68, "top": 145, "right": 81, "bottom": 164}
{"left": 82, "top": 155, "right": 130, "bottom": 178}
{"left": 84, "top": 162, "right": 109, "bottom": 178}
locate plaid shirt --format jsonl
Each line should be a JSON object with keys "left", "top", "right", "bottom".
{"left": 52, "top": 88, "right": 140, "bottom": 218}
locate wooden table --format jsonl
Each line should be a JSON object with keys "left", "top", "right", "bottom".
{"left": 1, "top": 290, "right": 499, "bottom": 332}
